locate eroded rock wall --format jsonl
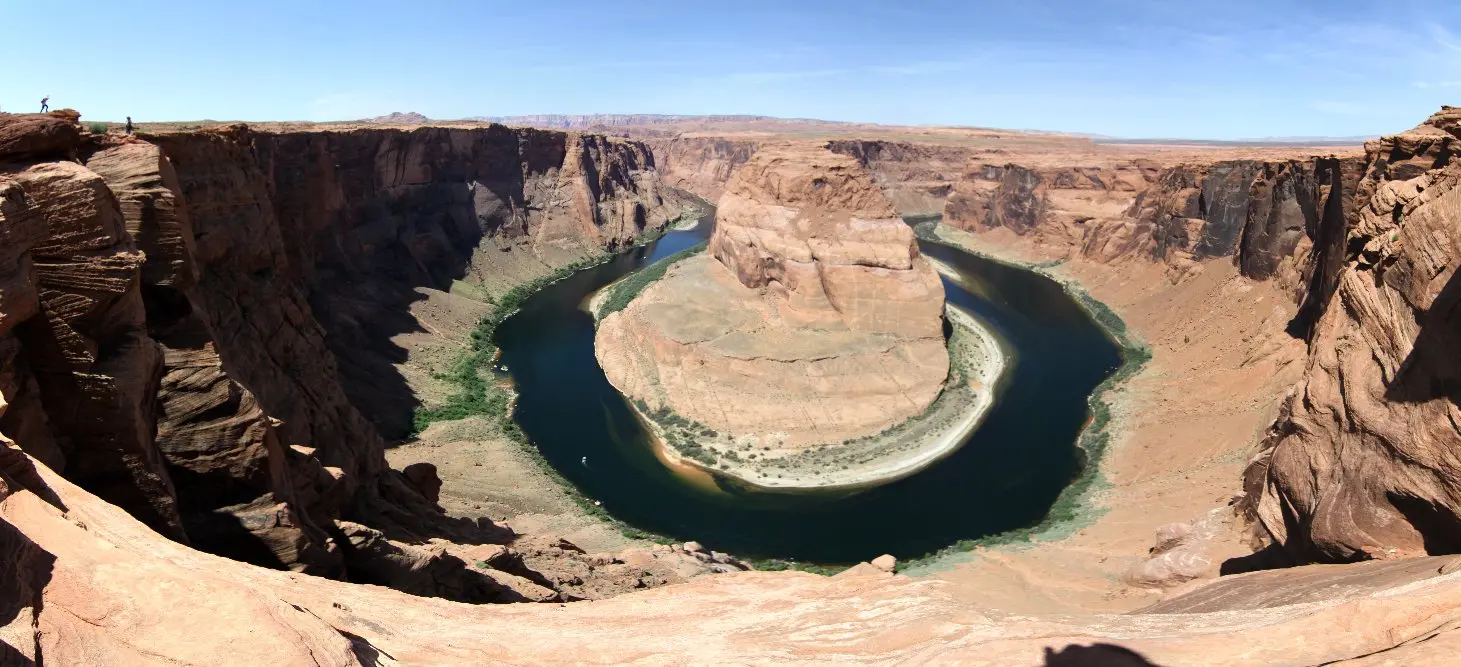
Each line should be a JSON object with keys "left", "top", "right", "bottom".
{"left": 643, "top": 136, "right": 759, "bottom": 203}
{"left": 825, "top": 139, "right": 976, "bottom": 215}
{"left": 1245, "top": 108, "right": 1461, "bottom": 562}
{"left": 596, "top": 144, "right": 949, "bottom": 448}
{"left": 645, "top": 136, "right": 975, "bottom": 216}
{"left": 0, "top": 124, "right": 183, "bottom": 541}
{"left": 944, "top": 159, "right": 1159, "bottom": 256}
{"left": 946, "top": 152, "right": 1367, "bottom": 313}
{"left": 0, "top": 114, "right": 691, "bottom": 594}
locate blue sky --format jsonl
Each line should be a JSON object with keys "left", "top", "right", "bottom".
{"left": 3, "top": 0, "right": 1460, "bottom": 138}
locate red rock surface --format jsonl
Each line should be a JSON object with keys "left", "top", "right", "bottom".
{"left": 7, "top": 444, "right": 1461, "bottom": 664}
{"left": 1246, "top": 107, "right": 1461, "bottom": 562}
{"left": 596, "top": 144, "right": 948, "bottom": 448}
{"left": 0, "top": 113, "right": 706, "bottom": 598}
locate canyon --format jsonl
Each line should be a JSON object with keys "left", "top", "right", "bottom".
{"left": 5, "top": 106, "right": 1461, "bottom": 665}
{"left": 593, "top": 144, "right": 992, "bottom": 487}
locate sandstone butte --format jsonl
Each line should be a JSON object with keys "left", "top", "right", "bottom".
{"left": 593, "top": 144, "right": 994, "bottom": 487}
{"left": 8, "top": 106, "right": 1461, "bottom": 665}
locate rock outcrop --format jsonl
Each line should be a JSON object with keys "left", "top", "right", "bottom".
{"left": 8, "top": 443, "right": 1461, "bottom": 665}
{"left": 0, "top": 113, "right": 696, "bottom": 599}
{"left": 825, "top": 139, "right": 977, "bottom": 215}
{"left": 596, "top": 144, "right": 948, "bottom": 449}
{"left": 643, "top": 135, "right": 760, "bottom": 202}
{"left": 645, "top": 135, "right": 978, "bottom": 216}
{"left": 944, "top": 151, "right": 1369, "bottom": 337}
{"left": 943, "top": 159, "right": 1159, "bottom": 257}
{"left": 1245, "top": 108, "right": 1461, "bottom": 562}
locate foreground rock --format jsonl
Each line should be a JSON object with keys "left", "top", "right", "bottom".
{"left": 596, "top": 143, "right": 949, "bottom": 458}
{"left": 9, "top": 444, "right": 1461, "bottom": 665}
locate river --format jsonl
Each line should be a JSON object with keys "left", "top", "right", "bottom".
{"left": 492, "top": 213, "right": 1122, "bottom": 564}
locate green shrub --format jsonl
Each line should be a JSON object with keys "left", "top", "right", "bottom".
{"left": 597, "top": 242, "right": 707, "bottom": 319}
{"left": 87, "top": 122, "right": 109, "bottom": 134}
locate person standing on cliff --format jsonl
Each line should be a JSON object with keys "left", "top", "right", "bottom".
{"left": 39, "top": 96, "right": 48, "bottom": 112}
{"left": 125, "top": 117, "right": 134, "bottom": 135}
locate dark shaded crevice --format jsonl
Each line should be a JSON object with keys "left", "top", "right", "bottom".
{"left": 1386, "top": 267, "right": 1461, "bottom": 405}
{"left": 1387, "top": 492, "right": 1461, "bottom": 554}
{"left": 1288, "top": 158, "right": 1354, "bottom": 339}
{"left": 1219, "top": 542, "right": 1299, "bottom": 576}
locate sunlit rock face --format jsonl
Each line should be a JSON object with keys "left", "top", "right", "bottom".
{"left": 596, "top": 144, "right": 949, "bottom": 449}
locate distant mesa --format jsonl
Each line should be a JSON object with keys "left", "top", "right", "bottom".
{"left": 363, "top": 111, "right": 431, "bottom": 125}
{"left": 471, "top": 114, "right": 790, "bottom": 129}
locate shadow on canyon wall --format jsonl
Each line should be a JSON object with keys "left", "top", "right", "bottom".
{"left": 0, "top": 449, "right": 58, "bottom": 665}
{"left": 1385, "top": 266, "right": 1461, "bottom": 407}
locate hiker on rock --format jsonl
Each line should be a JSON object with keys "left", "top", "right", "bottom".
{"left": 125, "top": 116, "right": 134, "bottom": 135}
{"left": 39, "top": 96, "right": 48, "bottom": 112}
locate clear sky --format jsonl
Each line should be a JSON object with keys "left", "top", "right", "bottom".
{"left": 3, "top": 0, "right": 1459, "bottom": 139}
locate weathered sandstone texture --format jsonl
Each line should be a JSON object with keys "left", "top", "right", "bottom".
{"left": 1245, "top": 107, "right": 1461, "bottom": 562}
{"left": 944, "top": 150, "right": 1367, "bottom": 331}
{"left": 9, "top": 444, "right": 1461, "bottom": 665}
{"left": 596, "top": 144, "right": 949, "bottom": 449}
{"left": 0, "top": 112, "right": 719, "bottom": 601}
{"left": 937, "top": 109, "right": 1461, "bottom": 579}
{"left": 644, "top": 135, "right": 978, "bottom": 216}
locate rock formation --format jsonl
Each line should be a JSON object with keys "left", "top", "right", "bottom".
{"left": 8, "top": 105, "right": 1461, "bottom": 663}
{"left": 1245, "top": 107, "right": 1461, "bottom": 562}
{"left": 935, "top": 108, "right": 1461, "bottom": 572}
{"left": 8, "top": 443, "right": 1461, "bottom": 664}
{"left": 596, "top": 144, "right": 948, "bottom": 451}
{"left": 646, "top": 135, "right": 979, "bottom": 216}
{"left": 0, "top": 112, "right": 704, "bottom": 600}
{"left": 943, "top": 159, "right": 1159, "bottom": 258}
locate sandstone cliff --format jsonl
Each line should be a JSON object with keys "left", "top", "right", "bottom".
{"left": 596, "top": 144, "right": 949, "bottom": 451}
{"left": 942, "top": 159, "right": 1157, "bottom": 257}
{"left": 1246, "top": 108, "right": 1461, "bottom": 562}
{"left": 0, "top": 112, "right": 694, "bottom": 597}
{"left": 825, "top": 139, "right": 977, "bottom": 215}
{"left": 643, "top": 135, "right": 977, "bottom": 216}
{"left": 943, "top": 151, "right": 1368, "bottom": 336}
{"left": 642, "top": 135, "right": 760, "bottom": 202}
{"left": 937, "top": 110, "right": 1461, "bottom": 572}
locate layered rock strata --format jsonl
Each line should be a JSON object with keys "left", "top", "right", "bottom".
{"left": 0, "top": 112, "right": 707, "bottom": 599}
{"left": 645, "top": 135, "right": 978, "bottom": 216}
{"left": 8, "top": 447, "right": 1461, "bottom": 665}
{"left": 596, "top": 144, "right": 949, "bottom": 457}
{"left": 944, "top": 151, "right": 1366, "bottom": 328}
{"left": 1245, "top": 108, "right": 1461, "bottom": 562}
{"left": 938, "top": 109, "right": 1461, "bottom": 572}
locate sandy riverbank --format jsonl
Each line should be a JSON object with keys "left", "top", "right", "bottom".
{"left": 621, "top": 301, "right": 1008, "bottom": 490}
{"left": 910, "top": 223, "right": 1308, "bottom": 614}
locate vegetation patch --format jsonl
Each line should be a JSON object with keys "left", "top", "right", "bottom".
{"left": 406, "top": 211, "right": 704, "bottom": 547}
{"left": 596, "top": 241, "right": 707, "bottom": 320}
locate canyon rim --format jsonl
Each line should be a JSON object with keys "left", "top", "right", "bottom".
{"left": 6, "top": 13, "right": 1461, "bottom": 660}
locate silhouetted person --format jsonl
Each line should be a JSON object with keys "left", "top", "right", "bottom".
{"left": 1043, "top": 644, "right": 1161, "bottom": 667}
{"left": 125, "top": 117, "right": 134, "bottom": 135}
{"left": 39, "top": 96, "right": 49, "bottom": 112}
